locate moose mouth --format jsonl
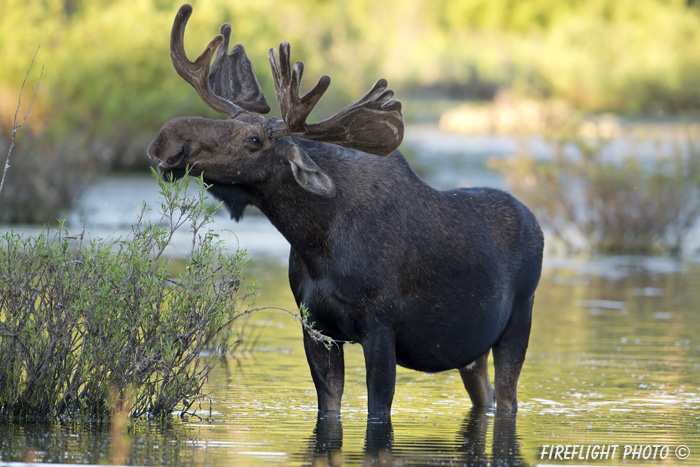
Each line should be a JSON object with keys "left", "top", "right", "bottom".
{"left": 157, "top": 165, "right": 225, "bottom": 193}
{"left": 157, "top": 161, "right": 208, "bottom": 183}
{"left": 157, "top": 165, "right": 189, "bottom": 182}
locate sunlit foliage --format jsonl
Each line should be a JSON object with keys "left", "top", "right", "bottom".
{"left": 1, "top": 0, "right": 699, "bottom": 224}
{"left": 2, "top": 0, "right": 699, "bottom": 136}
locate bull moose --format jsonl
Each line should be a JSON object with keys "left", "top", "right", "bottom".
{"left": 148, "top": 4, "right": 544, "bottom": 416}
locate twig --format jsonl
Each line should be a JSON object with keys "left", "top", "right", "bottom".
{"left": 1, "top": 45, "right": 44, "bottom": 203}
{"left": 253, "top": 305, "right": 343, "bottom": 349}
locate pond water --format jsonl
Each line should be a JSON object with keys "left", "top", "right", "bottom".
{"left": 1, "top": 125, "right": 700, "bottom": 466}
{"left": 1, "top": 257, "right": 699, "bottom": 466}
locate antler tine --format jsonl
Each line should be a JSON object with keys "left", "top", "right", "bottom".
{"left": 303, "top": 79, "right": 404, "bottom": 156}
{"left": 269, "top": 42, "right": 331, "bottom": 132}
{"left": 170, "top": 4, "right": 246, "bottom": 118}
{"left": 268, "top": 41, "right": 403, "bottom": 156}
{"left": 209, "top": 23, "right": 271, "bottom": 114}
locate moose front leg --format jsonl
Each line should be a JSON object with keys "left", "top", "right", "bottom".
{"left": 303, "top": 329, "right": 345, "bottom": 413}
{"left": 362, "top": 326, "right": 397, "bottom": 417}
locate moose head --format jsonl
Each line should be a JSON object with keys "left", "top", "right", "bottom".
{"left": 148, "top": 4, "right": 404, "bottom": 197}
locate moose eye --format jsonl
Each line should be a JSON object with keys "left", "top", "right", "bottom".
{"left": 246, "top": 136, "right": 262, "bottom": 150}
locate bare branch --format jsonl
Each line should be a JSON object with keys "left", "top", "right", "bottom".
{"left": 254, "top": 305, "right": 341, "bottom": 349}
{"left": 0, "top": 44, "right": 43, "bottom": 203}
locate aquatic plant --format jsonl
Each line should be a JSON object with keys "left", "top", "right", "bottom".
{"left": 0, "top": 171, "right": 258, "bottom": 420}
{"left": 491, "top": 130, "right": 700, "bottom": 254}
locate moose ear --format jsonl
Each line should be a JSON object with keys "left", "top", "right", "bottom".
{"left": 286, "top": 143, "right": 336, "bottom": 198}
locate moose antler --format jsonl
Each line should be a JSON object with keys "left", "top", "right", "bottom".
{"left": 268, "top": 42, "right": 404, "bottom": 156}
{"left": 170, "top": 4, "right": 404, "bottom": 156}
{"left": 209, "top": 23, "right": 270, "bottom": 114}
{"left": 170, "top": 4, "right": 269, "bottom": 117}
{"left": 268, "top": 42, "right": 331, "bottom": 132}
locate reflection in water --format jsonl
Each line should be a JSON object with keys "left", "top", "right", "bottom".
{"left": 459, "top": 409, "right": 524, "bottom": 466}
{"left": 363, "top": 417, "right": 393, "bottom": 461}
{"left": 0, "top": 420, "right": 205, "bottom": 465}
{"left": 304, "top": 409, "right": 525, "bottom": 466}
{"left": 308, "top": 414, "right": 344, "bottom": 465}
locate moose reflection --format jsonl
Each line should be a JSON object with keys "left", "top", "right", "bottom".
{"left": 303, "top": 410, "right": 524, "bottom": 466}
{"left": 148, "top": 4, "right": 543, "bottom": 417}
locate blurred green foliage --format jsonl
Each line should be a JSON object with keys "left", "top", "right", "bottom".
{"left": 1, "top": 0, "right": 700, "bottom": 223}
{"left": 491, "top": 129, "right": 700, "bottom": 254}
{"left": 2, "top": 0, "right": 700, "bottom": 139}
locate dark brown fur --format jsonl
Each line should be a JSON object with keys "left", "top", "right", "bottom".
{"left": 149, "top": 4, "right": 543, "bottom": 417}
{"left": 148, "top": 124, "right": 544, "bottom": 416}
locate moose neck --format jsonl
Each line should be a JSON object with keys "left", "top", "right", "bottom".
{"left": 249, "top": 175, "right": 336, "bottom": 272}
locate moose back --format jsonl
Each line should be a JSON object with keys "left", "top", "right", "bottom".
{"left": 148, "top": 4, "right": 544, "bottom": 416}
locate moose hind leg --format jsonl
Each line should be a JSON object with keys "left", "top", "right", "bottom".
{"left": 459, "top": 351, "right": 495, "bottom": 408}
{"left": 303, "top": 329, "right": 345, "bottom": 413}
{"left": 492, "top": 296, "right": 533, "bottom": 413}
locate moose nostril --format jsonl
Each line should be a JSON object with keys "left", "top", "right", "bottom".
{"left": 166, "top": 152, "right": 182, "bottom": 167}
{"left": 166, "top": 144, "right": 188, "bottom": 167}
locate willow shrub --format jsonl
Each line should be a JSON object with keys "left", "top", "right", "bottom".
{"left": 492, "top": 133, "right": 700, "bottom": 254}
{"left": 0, "top": 171, "right": 257, "bottom": 420}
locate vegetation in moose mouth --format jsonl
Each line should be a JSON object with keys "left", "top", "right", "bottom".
{"left": 158, "top": 166, "right": 189, "bottom": 182}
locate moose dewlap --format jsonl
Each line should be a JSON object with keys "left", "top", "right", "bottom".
{"left": 148, "top": 4, "right": 544, "bottom": 416}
